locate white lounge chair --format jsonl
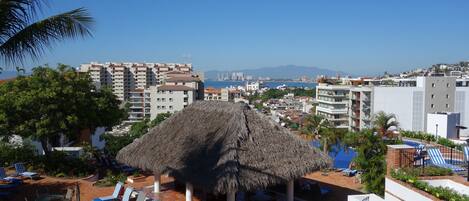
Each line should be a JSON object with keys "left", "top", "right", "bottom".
{"left": 14, "top": 163, "right": 39, "bottom": 179}
{"left": 92, "top": 181, "right": 124, "bottom": 201}
{"left": 121, "top": 187, "right": 134, "bottom": 201}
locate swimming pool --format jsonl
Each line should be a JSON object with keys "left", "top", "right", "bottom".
{"left": 310, "top": 140, "right": 423, "bottom": 168}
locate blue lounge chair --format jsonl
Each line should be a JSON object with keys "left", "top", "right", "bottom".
{"left": 14, "top": 163, "right": 39, "bottom": 179}
{"left": 92, "top": 182, "right": 124, "bottom": 201}
{"left": 0, "top": 167, "right": 21, "bottom": 184}
{"left": 427, "top": 147, "right": 465, "bottom": 172}
{"left": 121, "top": 187, "right": 134, "bottom": 201}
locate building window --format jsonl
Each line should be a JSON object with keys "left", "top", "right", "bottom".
{"left": 447, "top": 83, "right": 450, "bottom": 87}
{"left": 446, "top": 94, "right": 449, "bottom": 99}
{"left": 162, "top": 98, "right": 166, "bottom": 102}
{"left": 184, "top": 91, "right": 188, "bottom": 95}
{"left": 446, "top": 104, "right": 449, "bottom": 108}
{"left": 431, "top": 104, "right": 434, "bottom": 108}
{"left": 169, "top": 106, "right": 173, "bottom": 110}
{"left": 157, "top": 98, "right": 160, "bottom": 102}
{"left": 162, "top": 106, "right": 166, "bottom": 109}
{"left": 431, "top": 94, "right": 434, "bottom": 99}
{"left": 169, "top": 90, "right": 173, "bottom": 94}
{"left": 169, "top": 98, "right": 173, "bottom": 102}
{"left": 157, "top": 106, "right": 161, "bottom": 109}
{"left": 432, "top": 83, "right": 435, "bottom": 88}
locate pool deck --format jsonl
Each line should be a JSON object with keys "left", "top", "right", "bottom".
{"left": 7, "top": 171, "right": 364, "bottom": 201}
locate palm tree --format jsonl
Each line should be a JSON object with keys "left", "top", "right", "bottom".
{"left": 15, "top": 66, "right": 24, "bottom": 74}
{"left": 0, "top": 0, "right": 94, "bottom": 67}
{"left": 302, "top": 114, "right": 341, "bottom": 153}
{"left": 372, "top": 111, "right": 399, "bottom": 137}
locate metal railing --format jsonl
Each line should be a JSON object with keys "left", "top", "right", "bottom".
{"left": 399, "top": 145, "right": 468, "bottom": 181}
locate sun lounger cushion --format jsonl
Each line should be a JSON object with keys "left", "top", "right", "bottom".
{"left": 427, "top": 148, "right": 466, "bottom": 172}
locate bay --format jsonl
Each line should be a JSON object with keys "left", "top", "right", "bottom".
{"left": 204, "top": 80, "right": 317, "bottom": 89}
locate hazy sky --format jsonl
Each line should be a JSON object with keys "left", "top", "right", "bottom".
{"left": 17, "top": 0, "right": 469, "bottom": 75}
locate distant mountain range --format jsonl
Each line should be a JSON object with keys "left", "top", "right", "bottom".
{"left": 204, "top": 65, "right": 349, "bottom": 80}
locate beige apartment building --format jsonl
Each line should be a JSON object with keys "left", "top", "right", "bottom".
{"left": 79, "top": 62, "right": 193, "bottom": 101}
{"left": 80, "top": 62, "right": 204, "bottom": 122}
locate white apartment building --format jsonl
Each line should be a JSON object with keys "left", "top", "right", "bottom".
{"left": 341, "top": 76, "right": 469, "bottom": 138}
{"left": 349, "top": 87, "right": 373, "bottom": 131}
{"left": 79, "top": 62, "right": 193, "bottom": 101}
{"left": 149, "top": 85, "right": 197, "bottom": 119}
{"left": 245, "top": 81, "right": 261, "bottom": 91}
{"left": 127, "top": 89, "right": 151, "bottom": 122}
{"left": 315, "top": 84, "right": 350, "bottom": 129}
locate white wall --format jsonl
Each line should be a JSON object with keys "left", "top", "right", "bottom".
{"left": 455, "top": 87, "right": 469, "bottom": 137}
{"left": 373, "top": 87, "right": 422, "bottom": 131}
{"left": 385, "top": 178, "right": 433, "bottom": 201}
{"left": 426, "top": 113, "right": 460, "bottom": 139}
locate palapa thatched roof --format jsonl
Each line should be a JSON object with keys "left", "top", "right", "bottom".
{"left": 116, "top": 101, "right": 331, "bottom": 194}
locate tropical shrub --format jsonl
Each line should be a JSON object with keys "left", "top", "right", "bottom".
{"left": 0, "top": 142, "right": 35, "bottom": 166}
{"left": 391, "top": 169, "right": 469, "bottom": 201}
{"left": 401, "top": 130, "right": 463, "bottom": 150}
{"left": 94, "top": 170, "right": 127, "bottom": 187}
{"left": 31, "top": 151, "right": 94, "bottom": 178}
{"left": 347, "top": 130, "right": 387, "bottom": 195}
{"left": 398, "top": 167, "right": 452, "bottom": 177}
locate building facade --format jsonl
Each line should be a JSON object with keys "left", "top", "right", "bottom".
{"left": 315, "top": 84, "right": 350, "bottom": 129}
{"left": 316, "top": 76, "right": 469, "bottom": 138}
{"left": 79, "top": 62, "right": 193, "bottom": 101}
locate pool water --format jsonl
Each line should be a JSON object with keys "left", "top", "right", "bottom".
{"left": 310, "top": 140, "right": 422, "bottom": 168}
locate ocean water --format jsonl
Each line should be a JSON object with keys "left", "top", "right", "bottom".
{"left": 204, "top": 80, "right": 317, "bottom": 89}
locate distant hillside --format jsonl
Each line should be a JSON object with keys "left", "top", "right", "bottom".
{"left": 205, "top": 65, "right": 348, "bottom": 80}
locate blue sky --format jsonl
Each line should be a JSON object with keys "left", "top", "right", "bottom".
{"left": 19, "top": 0, "right": 469, "bottom": 75}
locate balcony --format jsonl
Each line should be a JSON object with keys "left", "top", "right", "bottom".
{"left": 316, "top": 106, "right": 348, "bottom": 114}
{"left": 317, "top": 99, "right": 348, "bottom": 105}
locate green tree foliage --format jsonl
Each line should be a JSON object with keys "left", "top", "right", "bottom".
{"left": 0, "top": 141, "right": 35, "bottom": 166}
{"left": 128, "top": 119, "right": 149, "bottom": 138}
{"left": 260, "top": 89, "right": 288, "bottom": 101}
{"left": 103, "top": 113, "right": 172, "bottom": 156}
{"left": 346, "top": 130, "right": 387, "bottom": 195}
{"left": 0, "top": 65, "right": 125, "bottom": 156}
{"left": 149, "top": 112, "right": 171, "bottom": 128}
{"left": 290, "top": 88, "right": 315, "bottom": 97}
{"left": 302, "top": 114, "right": 344, "bottom": 154}
{"left": 0, "top": 0, "right": 93, "bottom": 66}
{"left": 372, "top": 111, "right": 399, "bottom": 137}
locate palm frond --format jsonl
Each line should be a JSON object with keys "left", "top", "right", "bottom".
{"left": 0, "top": 7, "right": 93, "bottom": 65}
{"left": 0, "top": 0, "right": 43, "bottom": 42}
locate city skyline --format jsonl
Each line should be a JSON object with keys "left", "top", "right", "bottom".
{"left": 14, "top": 0, "right": 469, "bottom": 75}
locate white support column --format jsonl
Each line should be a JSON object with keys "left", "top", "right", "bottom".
{"left": 287, "top": 180, "right": 294, "bottom": 201}
{"left": 227, "top": 191, "right": 236, "bottom": 201}
{"left": 153, "top": 172, "right": 161, "bottom": 193}
{"left": 186, "top": 182, "right": 193, "bottom": 201}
